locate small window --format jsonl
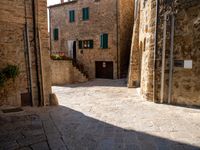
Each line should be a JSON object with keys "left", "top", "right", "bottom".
{"left": 69, "top": 10, "right": 75, "bottom": 22}
{"left": 100, "top": 33, "right": 108, "bottom": 49}
{"left": 79, "top": 40, "right": 93, "bottom": 49}
{"left": 53, "top": 28, "right": 59, "bottom": 41}
{"left": 82, "top": 7, "right": 89, "bottom": 20}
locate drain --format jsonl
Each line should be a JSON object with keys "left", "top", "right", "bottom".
{"left": 2, "top": 108, "right": 23, "bottom": 113}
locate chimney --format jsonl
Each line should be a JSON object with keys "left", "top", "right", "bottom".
{"left": 61, "top": 0, "right": 64, "bottom": 3}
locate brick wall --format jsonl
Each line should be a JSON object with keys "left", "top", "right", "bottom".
{"left": 128, "top": 0, "right": 200, "bottom": 106}
{"left": 51, "top": 60, "right": 88, "bottom": 85}
{"left": 0, "top": 0, "right": 52, "bottom": 106}
{"left": 49, "top": 0, "right": 134, "bottom": 79}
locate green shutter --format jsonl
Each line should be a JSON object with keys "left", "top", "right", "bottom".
{"left": 53, "top": 28, "right": 58, "bottom": 41}
{"left": 82, "top": 8, "right": 85, "bottom": 20}
{"left": 89, "top": 40, "right": 93, "bottom": 48}
{"left": 100, "top": 34, "right": 103, "bottom": 48}
{"left": 69, "top": 10, "right": 75, "bottom": 22}
{"left": 100, "top": 34, "right": 108, "bottom": 49}
{"left": 86, "top": 8, "right": 89, "bottom": 20}
{"left": 103, "top": 34, "right": 108, "bottom": 48}
{"left": 83, "top": 8, "right": 89, "bottom": 20}
{"left": 79, "top": 41, "right": 83, "bottom": 49}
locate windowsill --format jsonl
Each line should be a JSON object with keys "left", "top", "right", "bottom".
{"left": 100, "top": 48, "right": 109, "bottom": 49}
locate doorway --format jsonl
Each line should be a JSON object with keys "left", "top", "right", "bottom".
{"left": 95, "top": 61, "right": 113, "bottom": 79}
{"left": 73, "top": 41, "right": 76, "bottom": 60}
{"left": 67, "top": 40, "right": 76, "bottom": 60}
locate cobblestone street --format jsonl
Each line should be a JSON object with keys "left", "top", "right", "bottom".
{"left": 0, "top": 79, "right": 200, "bottom": 150}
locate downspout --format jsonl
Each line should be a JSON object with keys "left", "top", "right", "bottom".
{"left": 153, "top": 0, "right": 159, "bottom": 103}
{"left": 49, "top": 8, "right": 52, "bottom": 53}
{"left": 32, "top": 0, "right": 42, "bottom": 106}
{"left": 116, "top": 0, "right": 119, "bottom": 79}
{"left": 168, "top": 14, "right": 175, "bottom": 104}
{"left": 24, "top": 0, "right": 34, "bottom": 106}
{"left": 160, "top": 12, "right": 168, "bottom": 103}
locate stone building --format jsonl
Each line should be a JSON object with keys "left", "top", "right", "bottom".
{"left": 128, "top": 0, "right": 200, "bottom": 106}
{"left": 49, "top": 0, "right": 134, "bottom": 79}
{"left": 0, "top": 0, "right": 52, "bottom": 106}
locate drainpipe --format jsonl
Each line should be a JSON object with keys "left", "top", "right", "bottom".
{"left": 153, "top": 0, "right": 159, "bottom": 102}
{"left": 168, "top": 14, "right": 175, "bottom": 104}
{"left": 49, "top": 8, "right": 52, "bottom": 53}
{"left": 116, "top": 0, "right": 119, "bottom": 79}
{"left": 160, "top": 12, "right": 168, "bottom": 103}
{"left": 32, "top": 0, "right": 42, "bottom": 106}
{"left": 24, "top": 0, "right": 34, "bottom": 106}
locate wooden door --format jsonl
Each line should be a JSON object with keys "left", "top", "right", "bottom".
{"left": 95, "top": 61, "right": 113, "bottom": 79}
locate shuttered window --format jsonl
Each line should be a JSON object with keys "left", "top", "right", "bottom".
{"left": 69, "top": 10, "right": 75, "bottom": 22}
{"left": 79, "top": 40, "right": 93, "bottom": 49}
{"left": 82, "top": 7, "right": 89, "bottom": 20}
{"left": 53, "top": 28, "right": 59, "bottom": 41}
{"left": 100, "top": 33, "right": 108, "bottom": 49}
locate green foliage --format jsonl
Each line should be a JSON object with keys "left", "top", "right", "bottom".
{"left": 50, "top": 54, "right": 73, "bottom": 61}
{"left": 51, "top": 54, "right": 62, "bottom": 60}
{"left": 0, "top": 72, "right": 6, "bottom": 87}
{"left": 3, "top": 65, "right": 20, "bottom": 80}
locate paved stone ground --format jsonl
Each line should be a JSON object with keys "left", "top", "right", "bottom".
{"left": 0, "top": 79, "right": 200, "bottom": 150}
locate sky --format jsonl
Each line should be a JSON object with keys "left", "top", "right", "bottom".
{"left": 47, "top": 0, "right": 60, "bottom": 6}
{"left": 47, "top": 0, "right": 71, "bottom": 6}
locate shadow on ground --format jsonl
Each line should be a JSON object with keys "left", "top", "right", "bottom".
{"left": 0, "top": 105, "right": 199, "bottom": 150}
{"left": 50, "top": 106, "right": 200, "bottom": 150}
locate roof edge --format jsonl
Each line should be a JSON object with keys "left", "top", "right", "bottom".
{"left": 48, "top": 0, "right": 78, "bottom": 9}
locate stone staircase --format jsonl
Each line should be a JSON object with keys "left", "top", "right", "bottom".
{"left": 72, "top": 60, "right": 89, "bottom": 83}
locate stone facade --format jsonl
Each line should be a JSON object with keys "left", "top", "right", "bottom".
{"left": 0, "top": 0, "right": 52, "bottom": 106}
{"left": 128, "top": 0, "right": 200, "bottom": 106}
{"left": 49, "top": 0, "right": 134, "bottom": 79}
{"left": 51, "top": 60, "right": 88, "bottom": 85}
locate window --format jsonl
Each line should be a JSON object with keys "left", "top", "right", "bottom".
{"left": 100, "top": 33, "right": 108, "bottom": 49}
{"left": 82, "top": 7, "right": 89, "bottom": 20}
{"left": 53, "top": 28, "right": 59, "bottom": 41}
{"left": 69, "top": 10, "right": 75, "bottom": 22}
{"left": 79, "top": 40, "right": 93, "bottom": 49}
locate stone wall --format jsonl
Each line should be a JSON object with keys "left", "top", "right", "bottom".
{"left": 119, "top": 0, "right": 134, "bottom": 77}
{"left": 49, "top": 0, "right": 134, "bottom": 79}
{"left": 155, "top": 0, "right": 200, "bottom": 106}
{"left": 128, "top": 0, "right": 156, "bottom": 100}
{"left": 0, "top": 0, "right": 52, "bottom": 106}
{"left": 51, "top": 60, "right": 88, "bottom": 85}
{"left": 128, "top": 0, "right": 200, "bottom": 106}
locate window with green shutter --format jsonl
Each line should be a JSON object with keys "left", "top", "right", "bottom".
{"left": 79, "top": 40, "right": 93, "bottom": 49}
{"left": 79, "top": 41, "right": 83, "bottom": 49}
{"left": 100, "top": 33, "right": 108, "bottom": 49}
{"left": 82, "top": 7, "right": 89, "bottom": 20}
{"left": 53, "top": 28, "right": 59, "bottom": 41}
{"left": 69, "top": 10, "right": 75, "bottom": 22}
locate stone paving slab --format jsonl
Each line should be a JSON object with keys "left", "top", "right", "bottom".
{"left": 0, "top": 79, "right": 200, "bottom": 150}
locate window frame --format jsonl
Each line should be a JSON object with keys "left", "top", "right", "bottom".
{"left": 69, "top": 10, "right": 75, "bottom": 23}
{"left": 79, "top": 40, "right": 93, "bottom": 49}
{"left": 100, "top": 33, "right": 108, "bottom": 49}
{"left": 53, "top": 28, "right": 59, "bottom": 41}
{"left": 82, "top": 7, "right": 89, "bottom": 21}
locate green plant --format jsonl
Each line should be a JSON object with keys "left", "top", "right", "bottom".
{"left": 3, "top": 65, "right": 20, "bottom": 81}
{"left": 0, "top": 72, "right": 6, "bottom": 87}
{"left": 50, "top": 54, "right": 62, "bottom": 60}
{"left": 50, "top": 54, "right": 73, "bottom": 61}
